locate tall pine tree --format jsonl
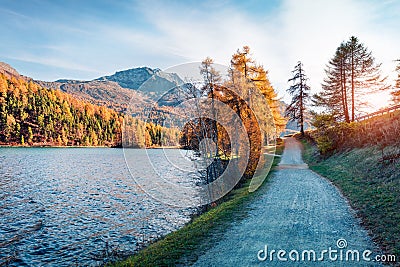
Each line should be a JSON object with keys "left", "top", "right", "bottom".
{"left": 314, "top": 36, "right": 387, "bottom": 122}
{"left": 285, "top": 61, "right": 310, "bottom": 136}
{"left": 314, "top": 43, "right": 350, "bottom": 121}
{"left": 392, "top": 59, "right": 400, "bottom": 103}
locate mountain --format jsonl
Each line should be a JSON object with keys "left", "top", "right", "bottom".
{"left": 95, "top": 67, "right": 157, "bottom": 89}
{"left": 0, "top": 62, "right": 148, "bottom": 114}
{"left": 0, "top": 62, "right": 19, "bottom": 77}
{"left": 35, "top": 79, "right": 150, "bottom": 114}
{"left": 37, "top": 67, "right": 185, "bottom": 113}
{"left": 95, "top": 67, "right": 184, "bottom": 97}
{"left": 0, "top": 62, "right": 182, "bottom": 147}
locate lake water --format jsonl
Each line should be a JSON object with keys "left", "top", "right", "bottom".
{"left": 0, "top": 148, "right": 200, "bottom": 266}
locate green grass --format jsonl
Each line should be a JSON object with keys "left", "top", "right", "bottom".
{"left": 110, "top": 143, "right": 284, "bottom": 267}
{"left": 300, "top": 137, "right": 400, "bottom": 265}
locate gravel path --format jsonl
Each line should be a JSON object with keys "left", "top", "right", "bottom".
{"left": 192, "top": 137, "right": 381, "bottom": 266}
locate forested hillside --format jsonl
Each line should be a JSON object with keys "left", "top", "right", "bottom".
{"left": 0, "top": 73, "right": 123, "bottom": 146}
{"left": 36, "top": 79, "right": 149, "bottom": 114}
{"left": 0, "top": 72, "right": 182, "bottom": 148}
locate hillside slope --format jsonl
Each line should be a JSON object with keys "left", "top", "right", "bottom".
{"left": 0, "top": 62, "right": 20, "bottom": 77}
{"left": 0, "top": 72, "right": 123, "bottom": 146}
{"left": 302, "top": 140, "right": 399, "bottom": 264}
{"left": 36, "top": 79, "right": 150, "bottom": 114}
{"left": 0, "top": 63, "right": 185, "bottom": 148}
{"left": 300, "top": 112, "right": 400, "bottom": 264}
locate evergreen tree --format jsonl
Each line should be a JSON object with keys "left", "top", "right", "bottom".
{"left": 313, "top": 43, "right": 350, "bottom": 121}
{"left": 285, "top": 61, "right": 310, "bottom": 135}
{"left": 392, "top": 59, "right": 400, "bottom": 103}
{"left": 314, "top": 36, "right": 387, "bottom": 122}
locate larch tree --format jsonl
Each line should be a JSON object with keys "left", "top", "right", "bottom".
{"left": 252, "top": 64, "right": 287, "bottom": 134}
{"left": 285, "top": 61, "right": 310, "bottom": 136}
{"left": 230, "top": 46, "right": 286, "bottom": 134}
{"left": 200, "top": 57, "right": 222, "bottom": 158}
{"left": 230, "top": 46, "right": 254, "bottom": 81}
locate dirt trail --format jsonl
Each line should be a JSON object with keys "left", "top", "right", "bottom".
{"left": 192, "top": 137, "right": 381, "bottom": 266}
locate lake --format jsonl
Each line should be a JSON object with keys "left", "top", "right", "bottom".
{"left": 0, "top": 148, "right": 200, "bottom": 266}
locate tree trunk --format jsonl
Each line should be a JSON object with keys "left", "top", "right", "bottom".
{"left": 299, "top": 65, "right": 304, "bottom": 136}
{"left": 341, "top": 59, "right": 350, "bottom": 123}
{"left": 351, "top": 52, "right": 355, "bottom": 122}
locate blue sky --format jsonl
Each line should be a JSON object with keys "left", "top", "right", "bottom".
{"left": 1, "top": 0, "right": 399, "bottom": 107}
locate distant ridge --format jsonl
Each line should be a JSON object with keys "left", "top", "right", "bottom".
{"left": 0, "top": 62, "right": 20, "bottom": 77}
{"left": 95, "top": 67, "right": 184, "bottom": 95}
{"left": 0, "top": 62, "right": 190, "bottom": 114}
{"left": 35, "top": 78, "right": 150, "bottom": 114}
{"left": 32, "top": 66, "right": 184, "bottom": 113}
{"left": 95, "top": 67, "right": 159, "bottom": 89}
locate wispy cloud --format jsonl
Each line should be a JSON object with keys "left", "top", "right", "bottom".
{"left": 128, "top": 0, "right": 399, "bottom": 105}
{"left": 5, "top": 54, "right": 103, "bottom": 75}
{"left": 0, "top": 0, "right": 399, "bottom": 108}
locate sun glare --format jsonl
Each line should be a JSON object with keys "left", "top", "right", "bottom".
{"left": 362, "top": 90, "right": 392, "bottom": 114}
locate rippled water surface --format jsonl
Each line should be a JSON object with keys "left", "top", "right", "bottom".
{"left": 0, "top": 148, "right": 199, "bottom": 266}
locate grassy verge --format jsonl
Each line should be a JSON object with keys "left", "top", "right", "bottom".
{"left": 300, "top": 137, "right": 400, "bottom": 264}
{"left": 110, "top": 142, "right": 284, "bottom": 267}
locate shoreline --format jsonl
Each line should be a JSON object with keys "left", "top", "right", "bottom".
{"left": 0, "top": 144, "right": 183, "bottom": 149}
{"left": 110, "top": 142, "right": 285, "bottom": 266}
{"left": 145, "top": 145, "right": 182, "bottom": 149}
{"left": 0, "top": 144, "right": 114, "bottom": 148}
